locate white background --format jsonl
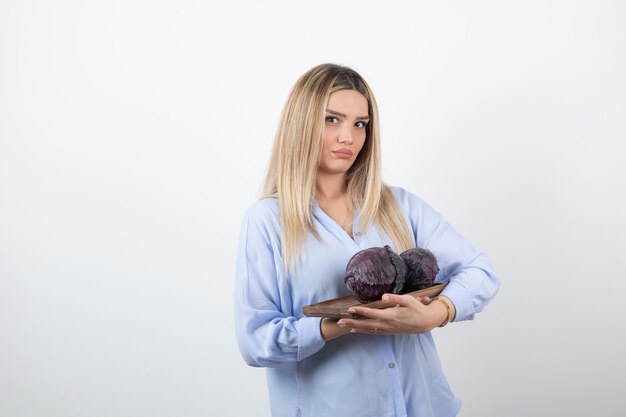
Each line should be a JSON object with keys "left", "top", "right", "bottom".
{"left": 1, "top": 1, "right": 625, "bottom": 416}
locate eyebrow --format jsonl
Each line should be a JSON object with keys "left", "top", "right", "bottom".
{"left": 326, "top": 108, "right": 370, "bottom": 120}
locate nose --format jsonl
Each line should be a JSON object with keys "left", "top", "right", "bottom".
{"left": 338, "top": 126, "right": 353, "bottom": 145}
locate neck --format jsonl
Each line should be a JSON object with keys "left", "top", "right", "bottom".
{"left": 315, "top": 172, "right": 347, "bottom": 201}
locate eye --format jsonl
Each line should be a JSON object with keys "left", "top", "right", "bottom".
{"left": 325, "top": 116, "right": 339, "bottom": 124}
{"left": 355, "top": 121, "right": 368, "bottom": 128}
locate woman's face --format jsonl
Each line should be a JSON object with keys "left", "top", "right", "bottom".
{"left": 318, "top": 89, "right": 369, "bottom": 176}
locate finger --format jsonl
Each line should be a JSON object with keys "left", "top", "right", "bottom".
{"left": 348, "top": 293, "right": 420, "bottom": 318}
{"left": 350, "top": 326, "right": 385, "bottom": 335}
{"left": 347, "top": 305, "right": 396, "bottom": 320}
{"left": 381, "top": 293, "right": 420, "bottom": 308}
{"left": 346, "top": 320, "right": 388, "bottom": 335}
{"left": 338, "top": 317, "right": 386, "bottom": 331}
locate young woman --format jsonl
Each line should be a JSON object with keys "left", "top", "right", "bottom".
{"left": 234, "top": 63, "right": 500, "bottom": 417}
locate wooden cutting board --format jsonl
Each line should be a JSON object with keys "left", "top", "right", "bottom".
{"left": 302, "top": 282, "right": 448, "bottom": 319}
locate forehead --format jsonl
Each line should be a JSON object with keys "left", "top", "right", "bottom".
{"left": 326, "top": 89, "right": 369, "bottom": 115}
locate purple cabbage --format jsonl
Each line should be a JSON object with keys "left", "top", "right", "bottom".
{"left": 344, "top": 245, "right": 407, "bottom": 303}
{"left": 399, "top": 247, "right": 439, "bottom": 293}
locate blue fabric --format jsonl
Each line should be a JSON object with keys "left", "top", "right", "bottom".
{"left": 234, "top": 187, "right": 500, "bottom": 417}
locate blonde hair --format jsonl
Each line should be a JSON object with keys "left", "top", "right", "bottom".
{"left": 262, "top": 63, "right": 414, "bottom": 272}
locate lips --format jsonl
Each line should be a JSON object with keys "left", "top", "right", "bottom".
{"left": 332, "top": 149, "right": 353, "bottom": 158}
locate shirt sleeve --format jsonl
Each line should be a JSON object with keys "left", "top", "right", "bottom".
{"left": 234, "top": 201, "right": 326, "bottom": 368}
{"left": 397, "top": 189, "right": 501, "bottom": 322}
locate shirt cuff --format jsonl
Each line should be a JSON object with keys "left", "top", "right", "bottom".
{"left": 295, "top": 316, "right": 326, "bottom": 361}
{"left": 440, "top": 280, "right": 475, "bottom": 322}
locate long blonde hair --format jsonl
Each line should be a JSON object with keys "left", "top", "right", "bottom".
{"left": 262, "top": 63, "right": 413, "bottom": 272}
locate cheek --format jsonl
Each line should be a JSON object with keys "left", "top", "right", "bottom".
{"left": 322, "top": 126, "right": 339, "bottom": 146}
{"left": 321, "top": 132, "right": 333, "bottom": 151}
{"left": 355, "top": 132, "right": 367, "bottom": 151}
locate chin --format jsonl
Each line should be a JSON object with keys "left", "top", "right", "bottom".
{"left": 320, "top": 164, "right": 354, "bottom": 175}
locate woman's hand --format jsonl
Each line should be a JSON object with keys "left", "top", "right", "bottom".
{"left": 336, "top": 294, "right": 453, "bottom": 335}
{"left": 321, "top": 317, "right": 353, "bottom": 341}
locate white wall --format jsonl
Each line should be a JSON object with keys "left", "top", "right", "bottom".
{"left": 1, "top": 1, "right": 625, "bottom": 416}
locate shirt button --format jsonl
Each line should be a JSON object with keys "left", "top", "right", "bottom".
{"left": 388, "top": 362, "right": 395, "bottom": 369}
{"left": 355, "top": 232, "right": 361, "bottom": 236}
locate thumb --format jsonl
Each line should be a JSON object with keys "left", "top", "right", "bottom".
{"left": 419, "top": 296, "right": 432, "bottom": 304}
{"left": 381, "top": 293, "right": 416, "bottom": 307}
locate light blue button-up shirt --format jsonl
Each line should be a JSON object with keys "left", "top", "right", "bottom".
{"left": 234, "top": 187, "right": 500, "bottom": 417}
